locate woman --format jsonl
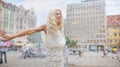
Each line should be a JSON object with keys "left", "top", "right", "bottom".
{"left": 0, "top": 9, "right": 66, "bottom": 67}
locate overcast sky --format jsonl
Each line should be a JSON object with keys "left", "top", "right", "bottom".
{"left": 4, "top": 0, "right": 120, "bottom": 26}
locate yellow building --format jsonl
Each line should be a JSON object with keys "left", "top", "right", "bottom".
{"left": 107, "top": 15, "right": 120, "bottom": 49}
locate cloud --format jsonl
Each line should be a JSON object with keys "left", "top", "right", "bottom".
{"left": 16, "top": 0, "right": 69, "bottom": 13}
{"left": 106, "top": 0, "right": 120, "bottom": 15}
{"left": 4, "top": 0, "right": 120, "bottom": 25}
{"left": 16, "top": 0, "right": 73, "bottom": 26}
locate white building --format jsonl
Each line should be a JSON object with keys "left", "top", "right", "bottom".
{"left": 0, "top": 0, "right": 36, "bottom": 48}
{"left": 65, "top": 0, "right": 107, "bottom": 51}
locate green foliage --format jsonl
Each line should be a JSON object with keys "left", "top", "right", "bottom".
{"left": 65, "top": 36, "right": 77, "bottom": 47}
{"left": 26, "top": 32, "right": 41, "bottom": 44}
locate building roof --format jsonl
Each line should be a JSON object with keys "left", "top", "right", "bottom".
{"left": 107, "top": 15, "right": 120, "bottom": 27}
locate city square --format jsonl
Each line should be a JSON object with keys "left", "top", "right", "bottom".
{"left": 0, "top": 51, "right": 120, "bottom": 67}
{"left": 0, "top": 0, "right": 120, "bottom": 67}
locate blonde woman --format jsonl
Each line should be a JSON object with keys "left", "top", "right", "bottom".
{"left": 0, "top": 9, "right": 66, "bottom": 67}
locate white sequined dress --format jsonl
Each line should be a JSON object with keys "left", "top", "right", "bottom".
{"left": 41, "top": 25, "right": 66, "bottom": 67}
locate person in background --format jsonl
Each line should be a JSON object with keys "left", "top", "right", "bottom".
{"left": 78, "top": 50, "right": 82, "bottom": 57}
{"left": 22, "top": 44, "right": 29, "bottom": 59}
{"left": 0, "top": 40, "right": 7, "bottom": 63}
{"left": 103, "top": 49, "right": 108, "bottom": 57}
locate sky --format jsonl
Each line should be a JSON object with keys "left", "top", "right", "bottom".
{"left": 4, "top": 0, "right": 120, "bottom": 26}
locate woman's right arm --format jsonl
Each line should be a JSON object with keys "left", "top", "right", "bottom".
{"left": 0, "top": 24, "right": 46, "bottom": 41}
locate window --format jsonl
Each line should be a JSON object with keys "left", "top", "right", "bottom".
{"left": 110, "top": 39, "right": 112, "bottom": 43}
{"left": 110, "top": 18, "right": 113, "bottom": 21}
{"left": 114, "top": 33, "right": 117, "bottom": 36}
{"left": 117, "top": 18, "right": 120, "bottom": 20}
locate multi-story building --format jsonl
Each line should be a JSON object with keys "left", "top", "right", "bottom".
{"left": 0, "top": 0, "right": 36, "bottom": 48}
{"left": 0, "top": 0, "right": 2, "bottom": 28}
{"left": 65, "top": 0, "right": 107, "bottom": 51}
{"left": 107, "top": 15, "right": 120, "bottom": 49}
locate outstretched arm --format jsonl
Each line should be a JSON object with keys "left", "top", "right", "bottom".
{"left": 0, "top": 24, "right": 46, "bottom": 41}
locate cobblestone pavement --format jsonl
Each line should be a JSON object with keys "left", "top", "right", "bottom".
{"left": 0, "top": 51, "right": 120, "bottom": 67}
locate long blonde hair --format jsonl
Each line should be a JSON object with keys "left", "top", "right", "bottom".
{"left": 46, "top": 9, "right": 63, "bottom": 38}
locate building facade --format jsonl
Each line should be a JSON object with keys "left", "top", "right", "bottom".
{"left": 107, "top": 15, "right": 120, "bottom": 49}
{"left": 0, "top": 0, "right": 36, "bottom": 48}
{"left": 0, "top": 0, "right": 2, "bottom": 28}
{"left": 65, "top": 0, "right": 107, "bottom": 51}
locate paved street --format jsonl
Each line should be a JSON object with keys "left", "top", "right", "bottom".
{"left": 0, "top": 51, "right": 120, "bottom": 67}
{"left": 68, "top": 52, "right": 120, "bottom": 67}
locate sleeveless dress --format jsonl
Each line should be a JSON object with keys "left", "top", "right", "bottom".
{"left": 41, "top": 25, "right": 66, "bottom": 67}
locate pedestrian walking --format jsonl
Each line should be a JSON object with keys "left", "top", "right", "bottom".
{"left": 22, "top": 44, "right": 29, "bottom": 59}
{"left": 0, "top": 46, "right": 3, "bottom": 64}
{"left": 0, "top": 40, "right": 7, "bottom": 63}
{"left": 103, "top": 49, "right": 108, "bottom": 57}
{"left": 78, "top": 50, "right": 82, "bottom": 57}
{"left": 0, "top": 9, "right": 66, "bottom": 67}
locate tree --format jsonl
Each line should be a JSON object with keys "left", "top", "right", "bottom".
{"left": 65, "top": 36, "right": 71, "bottom": 47}
{"left": 27, "top": 32, "right": 42, "bottom": 47}
{"left": 65, "top": 36, "right": 77, "bottom": 47}
{"left": 70, "top": 39, "right": 77, "bottom": 47}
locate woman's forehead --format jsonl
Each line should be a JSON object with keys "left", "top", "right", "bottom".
{"left": 55, "top": 9, "right": 61, "bottom": 13}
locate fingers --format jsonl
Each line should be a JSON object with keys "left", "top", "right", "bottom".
{"left": 0, "top": 29, "right": 6, "bottom": 35}
{"left": 2, "top": 29, "right": 6, "bottom": 34}
{"left": 0, "top": 29, "right": 10, "bottom": 41}
{"left": 0, "top": 37, "right": 7, "bottom": 41}
{"left": 0, "top": 34, "right": 6, "bottom": 39}
{"left": 0, "top": 36, "right": 8, "bottom": 41}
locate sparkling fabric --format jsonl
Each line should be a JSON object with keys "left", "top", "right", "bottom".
{"left": 45, "top": 48, "right": 64, "bottom": 67}
{"left": 41, "top": 23, "right": 66, "bottom": 67}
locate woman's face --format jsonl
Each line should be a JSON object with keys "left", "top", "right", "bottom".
{"left": 55, "top": 9, "right": 62, "bottom": 23}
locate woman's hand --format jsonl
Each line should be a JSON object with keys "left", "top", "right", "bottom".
{"left": 0, "top": 29, "right": 11, "bottom": 41}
